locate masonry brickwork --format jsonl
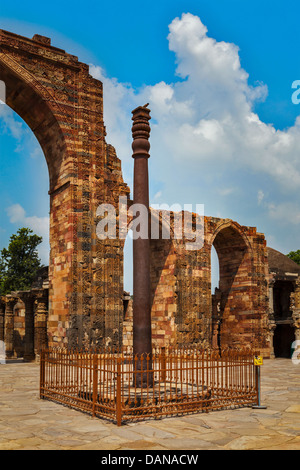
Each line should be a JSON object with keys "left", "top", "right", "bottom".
{"left": 122, "top": 212, "right": 271, "bottom": 356}
{"left": 0, "top": 30, "right": 129, "bottom": 349}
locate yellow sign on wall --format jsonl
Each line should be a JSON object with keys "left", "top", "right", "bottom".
{"left": 254, "top": 356, "right": 263, "bottom": 366}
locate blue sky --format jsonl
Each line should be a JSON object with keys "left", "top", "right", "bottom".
{"left": 1, "top": 0, "right": 300, "bottom": 291}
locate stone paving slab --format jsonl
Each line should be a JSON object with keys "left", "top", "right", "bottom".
{"left": 0, "top": 358, "right": 299, "bottom": 450}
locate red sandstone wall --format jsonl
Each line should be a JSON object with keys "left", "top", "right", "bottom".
{"left": 0, "top": 30, "right": 130, "bottom": 349}
{"left": 140, "top": 214, "right": 269, "bottom": 353}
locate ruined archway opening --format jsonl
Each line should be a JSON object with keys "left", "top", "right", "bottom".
{"left": 273, "top": 280, "right": 295, "bottom": 358}
{"left": 1, "top": 30, "right": 133, "bottom": 352}
{"left": 0, "top": 50, "right": 70, "bottom": 352}
{"left": 211, "top": 225, "right": 249, "bottom": 349}
{"left": 0, "top": 63, "right": 66, "bottom": 191}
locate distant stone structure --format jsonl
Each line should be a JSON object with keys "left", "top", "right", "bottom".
{"left": 267, "top": 248, "right": 300, "bottom": 357}
{"left": 1, "top": 30, "right": 299, "bottom": 360}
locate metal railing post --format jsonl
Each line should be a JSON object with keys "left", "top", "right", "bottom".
{"left": 160, "top": 347, "right": 166, "bottom": 382}
{"left": 92, "top": 353, "right": 98, "bottom": 417}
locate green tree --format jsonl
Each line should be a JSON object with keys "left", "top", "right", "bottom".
{"left": 287, "top": 250, "right": 300, "bottom": 266}
{"left": 0, "top": 228, "right": 43, "bottom": 295}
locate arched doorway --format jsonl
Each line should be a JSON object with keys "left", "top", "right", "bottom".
{"left": 0, "top": 30, "right": 130, "bottom": 348}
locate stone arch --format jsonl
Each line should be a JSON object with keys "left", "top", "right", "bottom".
{"left": 208, "top": 220, "right": 253, "bottom": 252}
{"left": 209, "top": 220, "right": 255, "bottom": 349}
{"left": 0, "top": 30, "right": 130, "bottom": 349}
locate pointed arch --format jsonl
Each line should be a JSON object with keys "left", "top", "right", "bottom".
{"left": 208, "top": 220, "right": 254, "bottom": 349}
{"left": 0, "top": 50, "right": 68, "bottom": 189}
{"left": 0, "top": 30, "right": 131, "bottom": 349}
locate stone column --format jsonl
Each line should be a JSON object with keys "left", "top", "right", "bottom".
{"left": 4, "top": 295, "right": 16, "bottom": 358}
{"left": 34, "top": 289, "right": 48, "bottom": 360}
{"left": 18, "top": 291, "right": 35, "bottom": 362}
{"left": 268, "top": 277, "right": 276, "bottom": 358}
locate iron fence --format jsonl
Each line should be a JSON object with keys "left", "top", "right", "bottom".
{"left": 40, "top": 347, "right": 258, "bottom": 425}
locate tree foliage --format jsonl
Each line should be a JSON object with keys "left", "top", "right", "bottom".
{"left": 287, "top": 250, "right": 300, "bottom": 266}
{"left": 0, "top": 228, "right": 43, "bottom": 295}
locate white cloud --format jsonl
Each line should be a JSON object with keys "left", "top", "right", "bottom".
{"left": 89, "top": 65, "right": 138, "bottom": 164}
{"left": 6, "top": 204, "right": 26, "bottom": 223}
{"left": 87, "top": 13, "right": 300, "bottom": 258}
{"left": 6, "top": 204, "right": 50, "bottom": 265}
{"left": 90, "top": 13, "right": 300, "bottom": 197}
{"left": 219, "top": 187, "right": 236, "bottom": 197}
{"left": 0, "top": 103, "right": 44, "bottom": 160}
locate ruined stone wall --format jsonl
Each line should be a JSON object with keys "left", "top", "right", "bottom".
{"left": 150, "top": 236, "right": 178, "bottom": 347}
{"left": 207, "top": 219, "right": 269, "bottom": 354}
{"left": 0, "top": 30, "right": 129, "bottom": 349}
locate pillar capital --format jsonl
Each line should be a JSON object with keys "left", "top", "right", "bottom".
{"left": 131, "top": 104, "right": 151, "bottom": 160}
{"left": 131, "top": 104, "right": 152, "bottom": 384}
{"left": 16, "top": 290, "right": 35, "bottom": 302}
{"left": 31, "top": 287, "right": 48, "bottom": 300}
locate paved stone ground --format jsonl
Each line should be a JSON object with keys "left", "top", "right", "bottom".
{"left": 0, "top": 358, "right": 299, "bottom": 450}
